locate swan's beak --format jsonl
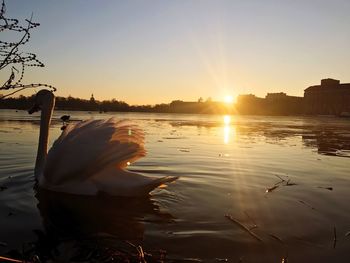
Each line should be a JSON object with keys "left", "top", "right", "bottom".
{"left": 28, "top": 104, "right": 40, "bottom": 114}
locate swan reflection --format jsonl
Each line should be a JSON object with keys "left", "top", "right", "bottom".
{"left": 35, "top": 189, "right": 174, "bottom": 242}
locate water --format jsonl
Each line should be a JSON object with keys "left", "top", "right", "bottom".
{"left": 0, "top": 109, "right": 350, "bottom": 262}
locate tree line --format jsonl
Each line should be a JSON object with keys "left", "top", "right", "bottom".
{"left": 0, "top": 94, "right": 233, "bottom": 114}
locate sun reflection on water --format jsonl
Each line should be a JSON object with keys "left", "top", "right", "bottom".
{"left": 224, "top": 126, "right": 230, "bottom": 144}
{"left": 223, "top": 115, "right": 235, "bottom": 144}
{"left": 223, "top": 115, "right": 231, "bottom": 125}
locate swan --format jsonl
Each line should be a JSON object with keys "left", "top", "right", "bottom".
{"left": 28, "top": 89, "right": 178, "bottom": 196}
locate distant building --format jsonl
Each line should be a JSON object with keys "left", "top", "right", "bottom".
{"left": 168, "top": 100, "right": 231, "bottom": 114}
{"left": 265, "top": 92, "right": 288, "bottom": 101}
{"left": 265, "top": 92, "right": 303, "bottom": 115}
{"left": 304, "top": 78, "right": 350, "bottom": 115}
{"left": 237, "top": 94, "right": 263, "bottom": 103}
{"left": 236, "top": 93, "right": 303, "bottom": 115}
{"left": 90, "top": 94, "right": 95, "bottom": 103}
{"left": 266, "top": 92, "right": 302, "bottom": 102}
{"left": 236, "top": 94, "right": 265, "bottom": 115}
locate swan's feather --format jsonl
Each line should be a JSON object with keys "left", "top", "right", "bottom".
{"left": 91, "top": 167, "right": 179, "bottom": 196}
{"left": 43, "top": 118, "right": 146, "bottom": 186}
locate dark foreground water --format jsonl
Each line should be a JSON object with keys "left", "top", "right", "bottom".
{"left": 0, "top": 109, "right": 350, "bottom": 262}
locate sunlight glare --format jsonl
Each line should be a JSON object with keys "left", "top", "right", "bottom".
{"left": 223, "top": 115, "right": 231, "bottom": 125}
{"left": 224, "top": 95, "right": 234, "bottom": 104}
{"left": 223, "top": 115, "right": 232, "bottom": 144}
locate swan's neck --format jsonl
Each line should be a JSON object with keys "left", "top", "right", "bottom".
{"left": 35, "top": 101, "right": 54, "bottom": 180}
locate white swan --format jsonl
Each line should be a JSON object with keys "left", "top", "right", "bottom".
{"left": 28, "top": 89, "right": 178, "bottom": 196}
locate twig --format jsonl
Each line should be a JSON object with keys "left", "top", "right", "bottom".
{"left": 268, "top": 234, "right": 284, "bottom": 244}
{"left": 244, "top": 211, "right": 258, "bottom": 230}
{"left": 137, "top": 246, "right": 147, "bottom": 263}
{"left": 0, "top": 0, "right": 55, "bottom": 98}
{"left": 317, "top": 186, "right": 333, "bottom": 191}
{"left": 266, "top": 175, "right": 297, "bottom": 193}
{"left": 274, "top": 174, "right": 286, "bottom": 182}
{"left": 269, "top": 233, "right": 289, "bottom": 262}
{"left": 225, "top": 214, "right": 263, "bottom": 242}
{"left": 266, "top": 185, "right": 279, "bottom": 193}
{"left": 0, "top": 256, "right": 24, "bottom": 263}
{"left": 285, "top": 179, "right": 297, "bottom": 186}
{"left": 0, "top": 87, "right": 26, "bottom": 99}
{"left": 298, "top": 200, "right": 315, "bottom": 210}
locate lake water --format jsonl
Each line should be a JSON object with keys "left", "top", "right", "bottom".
{"left": 0, "top": 109, "right": 349, "bottom": 262}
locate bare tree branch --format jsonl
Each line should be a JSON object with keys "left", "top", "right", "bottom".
{"left": 0, "top": 0, "right": 56, "bottom": 99}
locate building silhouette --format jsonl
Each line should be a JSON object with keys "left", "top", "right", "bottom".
{"left": 265, "top": 92, "right": 303, "bottom": 115}
{"left": 236, "top": 79, "right": 350, "bottom": 116}
{"left": 1, "top": 78, "right": 350, "bottom": 116}
{"left": 236, "top": 93, "right": 303, "bottom": 115}
{"left": 304, "top": 78, "right": 350, "bottom": 115}
{"left": 236, "top": 94, "right": 265, "bottom": 115}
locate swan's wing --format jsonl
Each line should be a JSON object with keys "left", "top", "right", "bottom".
{"left": 43, "top": 118, "right": 146, "bottom": 185}
{"left": 91, "top": 167, "right": 179, "bottom": 196}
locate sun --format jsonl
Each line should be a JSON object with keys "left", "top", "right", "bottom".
{"left": 224, "top": 95, "right": 234, "bottom": 104}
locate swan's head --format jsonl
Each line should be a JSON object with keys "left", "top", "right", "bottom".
{"left": 28, "top": 89, "right": 55, "bottom": 114}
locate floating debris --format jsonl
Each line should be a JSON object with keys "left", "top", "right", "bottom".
{"left": 285, "top": 179, "right": 297, "bottom": 186}
{"left": 244, "top": 211, "right": 258, "bottom": 230}
{"left": 169, "top": 258, "right": 203, "bottom": 262}
{"left": 0, "top": 256, "right": 23, "bottom": 263}
{"left": 0, "top": 238, "right": 173, "bottom": 263}
{"left": 274, "top": 174, "right": 286, "bottom": 182}
{"left": 346, "top": 231, "right": 350, "bottom": 237}
{"left": 268, "top": 234, "right": 284, "bottom": 244}
{"left": 298, "top": 200, "right": 315, "bottom": 210}
{"left": 269, "top": 234, "right": 288, "bottom": 261}
{"left": 137, "top": 245, "right": 146, "bottom": 263}
{"left": 215, "top": 258, "right": 228, "bottom": 262}
{"left": 0, "top": 185, "right": 8, "bottom": 191}
{"left": 179, "top": 148, "right": 190, "bottom": 152}
{"left": 266, "top": 175, "right": 297, "bottom": 193}
{"left": 0, "top": 242, "right": 7, "bottom": 247}
{"left": 162, "top": 137, "right": 187, "bottom": 140}
{"left": 333, "top": 226, "right": 337, "bottom": 249}
{"left": 266, "top": 185, "right": 279, "bottom": 193}
{"left": 317, "top": 186, "right": 333, "bottom": 191}
{"left": 225, "top": 214, "right": 263, "bottom": 242}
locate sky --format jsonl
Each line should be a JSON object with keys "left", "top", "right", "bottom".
{"left": 3, "top": 0, "right": 350, "bottom": 104}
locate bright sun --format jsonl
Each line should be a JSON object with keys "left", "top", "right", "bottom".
{"left": 224, "top": 95, "right": 234, "bottom": 104}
